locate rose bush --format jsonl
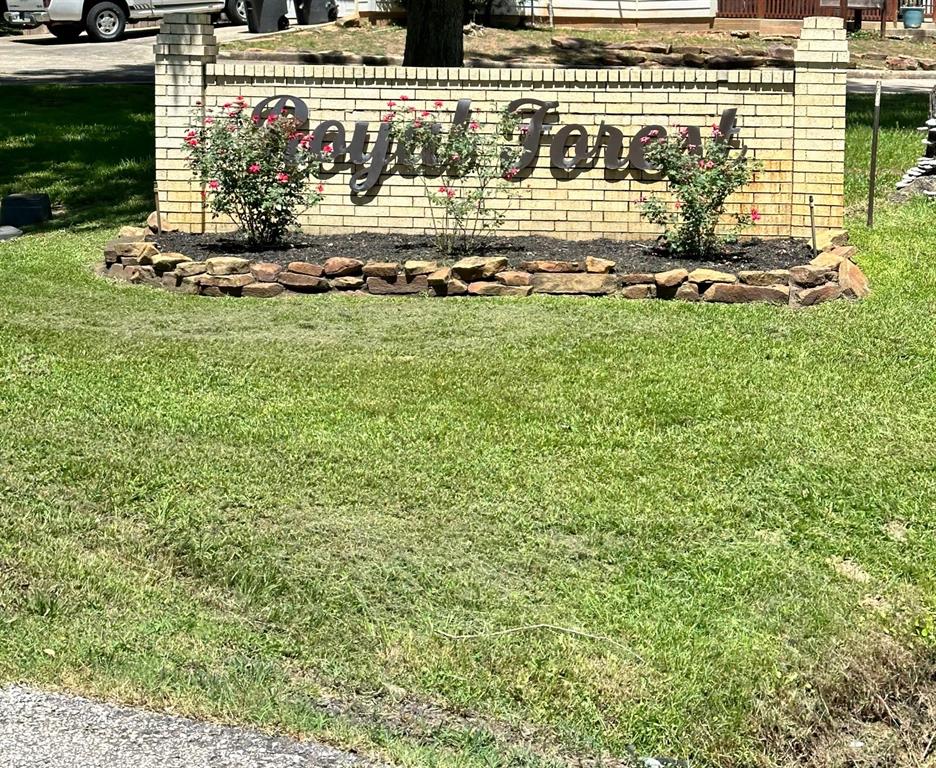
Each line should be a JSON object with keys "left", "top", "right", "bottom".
{"left": 385, "top": 96, "right": 523, "bottom": 256}
{"left": 184, "top": 96, "right": 327, "bottom": 247}
{"left": 639, "top": 123, "right": 761, "bottom": 258}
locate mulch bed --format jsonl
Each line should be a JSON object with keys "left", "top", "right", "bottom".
{"left": 156, "top": 231, "right": 814, "bottom": 273}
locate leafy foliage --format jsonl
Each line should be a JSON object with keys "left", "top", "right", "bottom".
{"left": 639, "top": 123, "right": 760, "bottom": 257}
{"left": 184, "top": 97, "right": 326, "bottom": 247}
{"left": 385, "top": 96, "right": 523, "bottom": 256}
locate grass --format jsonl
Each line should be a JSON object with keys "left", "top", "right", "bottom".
{"left": 225, "top": 22, "right": 936, "bottom": 66}
{"left": 1, "top": 84, "right": 935, "bottom": 768}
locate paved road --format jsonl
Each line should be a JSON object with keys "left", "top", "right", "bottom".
{"left": 2, "top": 27, "right": 936, "bottom": 91}
{"left": 0, "top": 23, "right": 280, "bottom": 84}
{"left": 0, "top": 685, "right": 383, "bottom": 768}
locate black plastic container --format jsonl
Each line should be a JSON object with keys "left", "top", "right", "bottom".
{"left": 1, "top": 193, "right": 52, "bottom": 228}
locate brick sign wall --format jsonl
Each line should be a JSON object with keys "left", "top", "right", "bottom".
{"left": 154, "top": 16, "right": 847, "bottom": 242}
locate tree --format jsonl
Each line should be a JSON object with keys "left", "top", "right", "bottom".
{"left": 403, "top": 0, "right": 464, "bottom": 67}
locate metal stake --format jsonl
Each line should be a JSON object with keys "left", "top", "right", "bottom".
{"left": 809, "top": 195, "right": 817, "bottom": 256}
{"left": 867, "top": 79, "right": 882, "bottom": 228}
{"left": 153, "top": 182, "right": 163, "bottom": 235}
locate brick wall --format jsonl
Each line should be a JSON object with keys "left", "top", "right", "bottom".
{"left": 154, "top": 15, "right": 846, "bottom": 242}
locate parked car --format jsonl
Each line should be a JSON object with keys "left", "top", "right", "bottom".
{"left": 3, "top": 0, "right": 240, "bottom": 42}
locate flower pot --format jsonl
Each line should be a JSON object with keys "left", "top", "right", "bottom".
{"left": 901, "top": 6, "right": 924, "bottom": 28}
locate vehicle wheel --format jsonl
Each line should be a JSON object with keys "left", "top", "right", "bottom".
{"left": 48, "top": 22, "right": 83, "bottom": 41}
{"left": 225, "top": 0, "right": 247, "bottom": 25}
{"left": 84, "top": 1, "right": 126, "bottom": 41}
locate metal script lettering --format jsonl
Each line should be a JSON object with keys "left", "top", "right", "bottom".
{"left": 250, "top": 96, "right": 742, "bottom": 195}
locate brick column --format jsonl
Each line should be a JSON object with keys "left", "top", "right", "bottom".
{"left": 154, "top": 13, "right": 217, "bottom": 232}
{"left": 792, "top": 17, "right": 848, "bottom": 244}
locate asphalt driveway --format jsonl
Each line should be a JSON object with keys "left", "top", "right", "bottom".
{"left": 0, "top": 22, "right": 279, "bottom": 84}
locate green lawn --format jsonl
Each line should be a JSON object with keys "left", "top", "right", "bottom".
{"left": 0, "top": 85, "right": 934, "bottom": 768}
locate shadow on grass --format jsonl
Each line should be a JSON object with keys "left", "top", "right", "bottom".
{"left": 0, "top": 83, "right": 155, "bottom": 231}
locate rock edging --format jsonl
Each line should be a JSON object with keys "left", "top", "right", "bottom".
{"left": 100, "top": 222, "right": 868, "bottom": 308}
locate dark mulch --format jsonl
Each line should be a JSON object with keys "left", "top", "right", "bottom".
{"left": 156, "top": 231, "right": 814, "bottom": 273}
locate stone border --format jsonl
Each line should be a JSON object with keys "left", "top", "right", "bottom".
{"left": 99, "top": 221, "right": 868, "bottom": 307}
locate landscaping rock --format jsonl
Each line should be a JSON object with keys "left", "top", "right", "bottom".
{"left": 620, "top": 272, "right": 656, "bottom": 285}
{"left": 519, "top": 259, "right": 583, "bottom": 273}
{"left": 323, "top": 257, "right": 364, "bottom": 277}
{"left": 363, "top": 262, "right": 399, "bottom": 278}
{"left": 124, "top": 265, "right": 160, "bottom": 286}
{"left": 675, "top": 282, "right": 701, "bottom": 301}
{"left": 366, "top": 275, "right": 429, "bottom": 295}
{"left": 604, "top": 52, "right": 647, "bottom": 66}
{"left": 427, "top": 267, "right": 452, "bottom": 286}
{"left": 105, "top": 240, "right": 159, "bottom": 263}
{"left": 179, "top": 276, "right": 202, "bottom": 294}
{"left": 278, "top": 272, "right": 330, "bottom": 291}
{"left": 330, "top": 276, "right": 365, "bottom": 290}
{"left": 495, "top": 270, "right": 533, "bottom": 286}
{"left": 403, "top": 260, "right": 438, "bottom": 276}
{"left": 146, "top": 210, "right": 178, "bottom": 233}
{"left": 451, "top": 256, "right": 508, "bottom": 280}
{"left": 767, "top": 44, "right": 795, "bottom": 61}
{"left": 838, "top": 259, "right": 870, "bottom": 299}
{"left": 250, "top": 262, "right": 283, "bottom": 282}
{"left": 446, "top": 278, "right": 469, "bottom": 296}
{"left": 738, "top": 269, "right": 790, "bottom": 286}
{"left": 606, "top": 40, "right": 671, "bottom": 54}
{"left": 206, "top": 256, "right": 250, "bottom": 276}
{"left": 201, "top": 273, "right": 255, "bottom": 289}
{"left": 645, "top": 52, "right": 686, "bottom": 66}
{"left": 150, "top": 253, "right": 192, "bottom": 274}
{"left": 688, "top": 268, "right": 737, "bottom": 284}
{"left": 0, "top": 226, "right": 23, "bottom": 241}
{"left": 175, "top": 261, "right": 207, "bottom": 278}
{"left": 467, "top": 282, "right": 533, "bottom": 297}
{"left": 552, "top": 35, "right": 588, "bottom": 49}
{"left": 242, "top": 282, "right": 285, "bottom": 298}
{"left": 705, "top": 54, "right": 767, "bottom": 69}
{"left": 789, "top": 264, "right": 834, "bottom": 287}
{"left": 809, "top": 252, "right": 845, "bottom": 268}
{"left": 886, "top": 55, "right": 918, "bottom": 70}
{"left": 531, "top": 273, "right": 619, "bottom": 295}
{"left": 655, "top": 268, "right": 689, "bottom": 288}
{"left": 288, "top": 261, "right": 325, "bottom": 277}
{"left": 702, "top": 283, "right": 789, "bottom": 304}
{"left": 585, "top": 256, "right": 616, "bottom": 273}
{"left": 795, "top": 283, "right": 842, "bottom": 306}
{"left": 621, "top": 283, "right": 656, "bottom": 299}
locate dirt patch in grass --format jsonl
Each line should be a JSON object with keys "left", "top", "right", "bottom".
{"left": 759, "top": 632, "right": 936, "bottom": 768}
{"left": 156, "top": 231, "right": 814, "bottom": 273}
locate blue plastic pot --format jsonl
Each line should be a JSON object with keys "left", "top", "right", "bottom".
{"left": 902, "top": 6, "right": 924, "bottom": 28}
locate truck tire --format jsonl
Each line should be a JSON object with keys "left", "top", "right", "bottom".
{"left": 225, "top": 0, "right": 247, "bottom": 24}
{"left": 48, "top": 22, "right": 83, "bottom": 40}
{"left": 85, "top": 1, "right": 126, "bottom": 41}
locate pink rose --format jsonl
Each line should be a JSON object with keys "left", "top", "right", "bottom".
{"left": 248, "top": 163, "right": 260, "bottom": 174}
{"left": 208, "top": 179, "right": 219, "bottom": 190}
{"left": 434, "top": 99, "right": 444, "bottom": 108}
{"left": 750, "top": 207, "right": 761, "bottom": 222}
{"left": 276, "top": 172, "right": 289, "bottom": 183}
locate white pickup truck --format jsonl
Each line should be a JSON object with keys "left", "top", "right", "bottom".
{"left": 3, "top": 0, "right": 240, "bottom": 41}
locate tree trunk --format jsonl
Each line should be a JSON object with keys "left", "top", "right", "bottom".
{"left": 403, "top": 0, "right": 464, "bottom": 67}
